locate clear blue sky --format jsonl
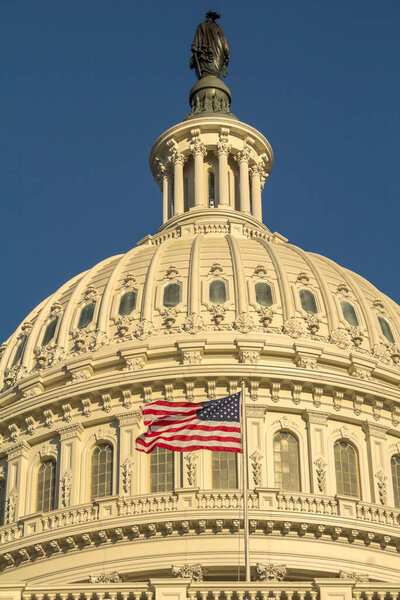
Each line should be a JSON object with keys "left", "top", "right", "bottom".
{"left": 1, "top": 0, "right": 399, "bottom": 343}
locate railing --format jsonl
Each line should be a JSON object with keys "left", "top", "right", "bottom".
{"left": 189, "top": 583, "right": 317, "bottom": 600}
{"left": 196, "top": 491, "right": 259, "bottom": 510}
{"left": 118, "top": 493, "right": 178, "bottom": 516}
{"left": 0, "top": 523, "right": 22, "bottom": 543}
{"left": 276, "top": 492, "right": 338, "bottom": 515}
{"left": 41, "top": 503, "right": 99, "bottom": 531}
{"left": 21, "top": 585, "right": 153, "bottom": 600}
{"left": 356, "top": 501, "right": 400, "bottom": 527}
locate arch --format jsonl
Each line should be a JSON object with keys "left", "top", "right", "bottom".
{"left": 79, "top": 430, "right": 118, "bottom": 503}
{"left": 36, "top": 459, "right": 57, "bottom": 513}
{"left": 149, "top": 447, "right": 174, "bottom": 493}
{"left": 273, "top": 430, "right": 301, "bottom": 492}
{"left": 334, "top": 439, "right": 360, "bottom": 498}
{"left": 299, "top": 289, "right": 318, "bottom": 315}
{"left": 212, "top": 451, "right": 238, "bottom": 489}
{"left": 378, "top": 316, "right": 395, "bottom": 344}
{"left": 90, "top": 442, "right": 113, "bottom": 500}
{"left": 340, "top": 300, "right": 359, "bottom": 327}
{"left": 391, "top": 454, "right": 400, "bottom": 508}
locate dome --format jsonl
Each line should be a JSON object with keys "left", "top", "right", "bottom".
{"left": 1, "top": 12, "right": 400, "bottom": 596}
{"left": 2, "top": 206, "right": 400, "bottom": 386}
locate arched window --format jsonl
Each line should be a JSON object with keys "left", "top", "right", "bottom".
{"left": 299, "top": 289, "right": 318, "bottom": 314}
{"left": 150, "top": 447, "right": 174, "bottom": 493}
{"left": 0, "top": 478, "right": 5, "bottom": 526}
{"left": 334, "top": 440, "right": 360, "bottom": 497}
{"left": 208, "top": 171, "right": 215, "bottom": 207}
{"left": 378, "top": 316, "right": 395, "bottom": 344}
{"left": 273, "top": 431, "right": 300, "bottom": 491}
{"left": 391, "top": 455, "right": 400, "bottom": 508}
{"left": 118, "top": 290, "right": 137, "bottom": 316}
{"left": 163, "top": 283, "right": 181, "bottom": 308}
{"left": 209, "top": 280, "right": 226, "bottom": 304}
{"left": 42, "top": 318, "right": 58, "bottom": 346}
{"left": 12, "top": 337, "right": 27, "bottom": 367}
{"left": 340, "top": 301, "right": 359, "bottom": 327}
{"left": 212, "top": 452, "right": 238, "bottom": 489}
{"left": 90, "top": 443, "right": 113, "bottom": 500}
{"left": 36, "top": 459, "right": 56, "bottom": 513}
{"left": 78, "top": 302, "right": 96, "bottom": 329}
{"left": 255, "top": 282, "right": 273, "bottom": 307}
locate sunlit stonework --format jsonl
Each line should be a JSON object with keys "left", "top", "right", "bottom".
{"left": 0, "top": 11, "right": 400, "bottom": 600}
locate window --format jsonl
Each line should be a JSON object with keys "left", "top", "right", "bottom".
{"left": 378, "top": 316, "right": 395, "bottom": 344}
{"left": 391, "top": 455, "right": 400, "bottom": 508}
{"left": 118, "top": 290, "right": 137, "bottom": 316}
{"left": 273, "top": 431, "right": 300, "bottom": 491}
{"left": 150, "top": 447, "right": 174, "bottom": 493}
{"left": 36, "top": 460, "right": 56, "bottom": 513}
{"left": 163, "top": 283, "right": 181, "bottom": 308}
{"left": 42, "top": 318, "right": 58, "bottom": 346}
{"left": 209, "top": 280, "right": 227, "bottom": 304}
{"left": 78, "top": 302, "right": 96, "bottom": 329}
{"left": 12, "top": 337, "right": 27, "bottom": 367}
{"left": 255, "top": 282, "right": 273, "bottom": 307}
{"left": 300, "top": 289, "right": 318, "bottom": 314}
{"left": 212, "top": 452, "right": 238, "bottom": 489}
{"left": 334, "top": 440, "right": 360, "bottom": 497}
{"left": 208, "top": 171, "right": 215, "bottom": 207}
{"left": 340, "top": 301, "right": 359, "bottom": 327}
{"left": 0, "top": 478, "right": 5, "bottom": 526}
{"left": 90, "top": 443, "right": 113, "bottom": 500}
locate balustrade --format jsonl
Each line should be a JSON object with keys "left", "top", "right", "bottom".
{"left": 276, "top": 492, "right": 338, "bottom": 515}
{"left": 356, "top": 501, "right": 400, "bottom": 527}
{"left": 41, "top": 503, "right": 99, "bottom": 531}
{"left": 196, "top": 491, "right": 259, "bottom": 510}
{"left": 118, "top": 493, "right": 178, "bottom": 516}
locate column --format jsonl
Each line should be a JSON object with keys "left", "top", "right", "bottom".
{"left": 250, "top": 164, "right": 262, "bottom": 221}
{"left": 190, "top": 130, "right": 207, "bottom": 208}
{"left": 303, "top": 410, "right": 330, "bottom": 495}
{"left": 236, "top": 145, "right": 251, "bottom": 213}
{"left": 362, "top": 421, "right": 388, "bottom": 505}
{"left": 217, "top": 128, "right": 231, "bottom": 207}
{"left": 117, "top": 410, "right": 142, "bottom": 496}
{"left": 57, "top": 423, "right": 84, "bottom": 508}
{"left": 5, "top": 441, "right": 30, "bottom": 523}
{"left": 162, "top": 173, "right": 169, "bottom": 223}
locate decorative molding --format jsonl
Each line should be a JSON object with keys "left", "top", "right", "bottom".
{"left": 171, "top": 563, "right": 203, "bottom": 582}
{"left": 375, "top": 470, "right": 387, "bottom": 505}
{"left": 339, "top": 571, "right": 369, "bottom": 582}
{"left": 57, "top": 423, "right": 84, "bottom": 442}
{"left": 121, "top": 457, "right": 134, "bottom": 495}
{"left": 283, "top": 317, "right": 306, "bottom": 339}
{"left": 234, "top": 312, "right": 255, "bottom": 334}
{"left": 255, "top": 563, "right": 286, "bottom": 582}
{"left": 184, "top": 452, "right": 198, "bottom": 486}
{"left": 81, "top": 397, "right": 92, "bottom": 418}
{"left": 102, "top": 393, "right": 112, "bottom": 413}
{"left": 5, "top": 488, "right": 18, "bottom": 524}
{"left": 182, "top": 350, "right": 202, "bottom": 365}
{"left": 134, "top": 320, "right": 154, "bottom": 341}
{"left": 314, "top": 457, "right": 327, "bottom": 493}
{"left": 183, "top": 314, "right": 204, "bottom": 334}
{"left": 89, "top": 571, "right": 122, "bottom": 583}
{"left": 44, "top": 409, "right": 54, "bottom": 428}
{"left": 249, "top": 450, "right": 262, "bottom": 486}
{"left": 61, "top": 469, "right": 73, "bottom": 508}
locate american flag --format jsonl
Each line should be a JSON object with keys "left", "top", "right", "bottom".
{"left": 135, "top": 392, "right": 242, "bottom": 454}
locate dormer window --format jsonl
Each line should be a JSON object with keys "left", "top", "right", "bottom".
{"left": 209, "top": 280, "right": 226, "bottom": 304}
{"left": 42, "top": 318, "right": 58, "bottom": 346}
{"left": 255, "top": 282, "right": 273, "bottom": 307}
{"left": 378, "top": 316, "right": 395, "bottom": 344}
{"left": 163, "top": 283, "right": 181, "bottom": 308}
{"left": 340, "top": 301, "right": 359, "bottom": 327}
{"left": 78, "top": 302, "right": 96, "bottom": 329}
{"left": 118, "top": 291, "right": 137, "bottom": 316}
{"left": 299, "top": 289, "right": 317, "bottom": 314}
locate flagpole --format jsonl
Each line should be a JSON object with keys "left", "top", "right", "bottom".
{"left": 241, "top": 379, "right": 250, "bottom": 582}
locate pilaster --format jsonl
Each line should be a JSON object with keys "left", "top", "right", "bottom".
{"left": 117, "top": 411, "right": 142, "bottom": 496}
{"left": 303, "top": 410, "right": 330, "bottom": 494}
{"left": 5, "top": 441, "right": 30, "bottom": 523}
{"left": 362, "top": 420, "right": 389, "bottom": 505}
{"left": 57, "top": 423, "right": 84, "bottom": 508}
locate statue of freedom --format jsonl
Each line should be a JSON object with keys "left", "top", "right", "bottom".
{"left": 190, "top": 11, "right": 230, "bottom": 80}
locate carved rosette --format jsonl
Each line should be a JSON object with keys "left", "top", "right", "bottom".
{"left": 134, "top": 320, "right": 155, "bottom": 341}
{"left": 329, "top": 328, "right": 351, "bottom": 349}
{"left": 234, "top": 312, "right": 255, "bottom": 333}
{"left": 283, "top": 317, "right": 306, "bottom": 339}
{"left": 183, "top": 314, "right": 204, "bottom": 334}
{"left": 372, "top": 343, "right": 392, "bottom": 364}
{"left": 256, "top": 563, "right": 287, "bottom": 582}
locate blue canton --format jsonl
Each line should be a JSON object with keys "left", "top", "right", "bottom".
{"left": 197, "top": 393, "right": 241, "bottom": 422}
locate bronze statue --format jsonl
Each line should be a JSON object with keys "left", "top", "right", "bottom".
{"left": 190, "top": 11, "right": 230, "bottom": 80}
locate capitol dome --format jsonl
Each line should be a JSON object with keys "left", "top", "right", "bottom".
{"left": 1, "top": 12, "right": 400, "bottom": 599}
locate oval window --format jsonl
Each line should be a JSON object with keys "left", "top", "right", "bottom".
{"left": 42, "top": 318, "right": 58, "bottom": 346}
{"left": 378, "top": 316, "right": 395, "bottom": 344}
{"left": 118, "top": 291, "right": 137, "bottom": 316}
{"left": 299, "top": 289, "right": 318, "bottom": 314}
{"left": 340, "top": 301, "right": 359, "bottom": 327}
{"left": 163, "top": 283, "right": 181, "bottom": 308}
{"left": 209, "top": 280, "right": 227, "bottom": 304}
{"left": 255, "top": 282, "right": 273, "bottom": 307}
{"left": 78, "top": 302, "right": 96, "bottom": 329}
